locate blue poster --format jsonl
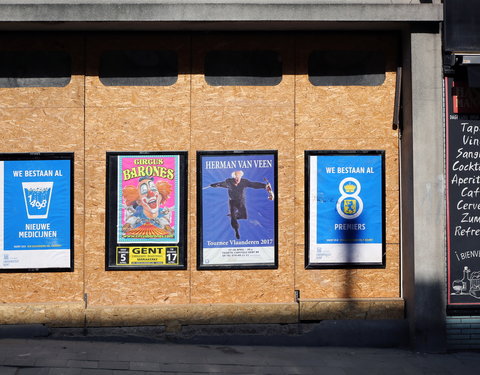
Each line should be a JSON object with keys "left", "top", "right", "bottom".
{"left": 0, "top": 157, "right": 72, "bottom": 270}
{"left": 200, "top": 152, "right": 276, "bottom": 266}
{"left": 308, "top": 152, "right": 384, "bottom": 265}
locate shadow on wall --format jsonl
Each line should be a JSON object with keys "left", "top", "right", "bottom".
{"left": 0, "top": 320, "right": 410, "bottom": 348}
{"left": 411, "top": 281, "right": 446, "bottom": 352}
{"left": 340, "top": 216, "right": 363, "bottom": 300}
{"left": 0, "top": 50, "right": 73, "bottom": 88}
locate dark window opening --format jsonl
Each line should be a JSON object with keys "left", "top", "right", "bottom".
{"left": 308, "top": 50, "right": 385, "bottom": 86}
{"left": 99, "top": 50, "right": 178, "bottom": 87}
{"left": 205, "top": 50, "right": 282, "bottom": 86}
{"left": 0, "top": 51, "right": 71, "bottom": 88}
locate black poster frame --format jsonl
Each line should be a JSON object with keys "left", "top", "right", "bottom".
{"left": 305, "top": 150, "right": 386, "bottom": 269}
{"left": 197, "top": 150, "right": 278, "bottom": 270}
{"left": 106, "top": 151, "right": 187, "bottom": 271}
{"left": 0, "top": 152, "right": 74, "bottom": 273}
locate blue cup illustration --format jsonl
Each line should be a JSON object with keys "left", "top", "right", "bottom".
{"left": 22, "top": 181, "right": 53, "bottom": 219}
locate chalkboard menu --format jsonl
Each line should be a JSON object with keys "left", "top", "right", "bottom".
{"left": 446, "top": 76, "right": 480, "bottom": 310}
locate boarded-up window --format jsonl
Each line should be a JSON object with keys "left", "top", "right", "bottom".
{"left": 99, "top": 50, "right": 178, "bottom": 86}
{"left": 205, "top": 50, "right": 282, "bottom": 86}
{"left": 0, "top": 51, "right": 71, "bottom": 88}
{"left": 308, "top": 51, "right": 385, "bottom": 86}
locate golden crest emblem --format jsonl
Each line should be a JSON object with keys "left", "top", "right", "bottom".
{"left": 342, "top": 199, "right": 357, "bottom": 215}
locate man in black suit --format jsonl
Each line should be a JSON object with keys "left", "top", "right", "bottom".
{"left": 210, "top": 170, "right": 273, "bottom": 239}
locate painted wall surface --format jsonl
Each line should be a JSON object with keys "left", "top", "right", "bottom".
{"left": 0, "top": 32, "right": 400, "bottom": 324}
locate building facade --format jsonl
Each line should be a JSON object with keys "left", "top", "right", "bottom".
{"left": 0, "top": 1, "right": 446, "bottom": 352}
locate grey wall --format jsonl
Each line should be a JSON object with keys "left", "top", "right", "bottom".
{"left": 0, "top": 2, "right": 443, "bottom": 24}
{"left": 402, "top": 24, "right": 447, "bottom": 352}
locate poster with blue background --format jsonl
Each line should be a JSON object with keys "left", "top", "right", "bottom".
{"left": 307, "top": 151, "right": 384, "bottom": 266}
{"left": 198, "top": 151, "right": 277, "bottom": 268}
{"left": 0, "top": 155, "right": 72, "bottom": 270}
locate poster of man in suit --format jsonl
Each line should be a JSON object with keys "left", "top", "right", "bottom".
{"left": 198, "top": 151, "right": 277, "bottom": 269}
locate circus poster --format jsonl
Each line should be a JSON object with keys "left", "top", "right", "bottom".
{"left": 117, "top": 155, "right": 180, "bottom": 244}
{"left": 106, "top": 152, "right": 187, "bottom": 270}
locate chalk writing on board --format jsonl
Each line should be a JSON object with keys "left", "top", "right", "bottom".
{"left": 447, "top": 77, "right": 480, "bottom": 307}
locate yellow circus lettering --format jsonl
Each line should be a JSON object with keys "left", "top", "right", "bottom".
{"left": 145, "top": 166, "right": 154, "bottom": 176}
{"left": 123, "top": 169, "right": 132, "bottom": 180}
{"left": 134, "top": 159, "right": 164, "bottom": 165}
{"left": 123, "top": 166, "right": 175, "bottom": 181}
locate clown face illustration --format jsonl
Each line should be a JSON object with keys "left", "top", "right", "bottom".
{"left": 138, "top": 177, "right": 162, "bottom": 219}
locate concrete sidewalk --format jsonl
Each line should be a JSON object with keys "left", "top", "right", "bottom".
{"left": 0, "top": 337, "right": 479, "bottom": 375}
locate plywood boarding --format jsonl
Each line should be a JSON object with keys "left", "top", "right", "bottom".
{"left": 84, "top": 35, "right": 192, "bottom": 306}
{"left": 0, "top": 34, "right": 85, "bottom": 303}
{"left": 0, "top": 109, "right": 84, "bottom": 303}
{"left": 294, "top": 33, "right": 400, "bottom": 299}
{"left": 86, "top": 303, "right": 298, "bottom": 326}
{"left": 85, "top": 34, "right": 190, "bottom": 110}
{"left": 0, "top": 302, "right": 85, "bottom": 326}
{"left": 190, "top": 34, "right": 295, "bottom": 303}
{"left": 0, "top": 31, "right": 402, "bottom": 311}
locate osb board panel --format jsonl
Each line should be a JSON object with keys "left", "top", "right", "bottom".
{"left": 294, "top": 31, "right": 399, "bottom": 267}
{"left": 0, "top": 35, "right": 84, "bottom": 108}
{"left": 294, "top": 33, "right": 398, "bottom": 148}
{"left": 293, "top": 140, "right": 400, "bottom": 299}
{"left": 189, "top": 34, "right": 296, "bottom": 304}
{"left": 295, "top": 107, "right": 398, "bottom": 141}
{"left": 385, "top": 189, "right": 400, "bottom": 244}
{"left": 85, "top": 106, "right": 190, "bottom": 161}
{"left": 0, "top": 108, "right": 85, "bottom": 303}
{"left": 295, "top": 33, "right": 398, "bottom": 74}
{"left": 191, "top": 34, "right": 294, "bottom": 107}
{"left": 87, "top": 303, "right": 298, "bottom": 326}
{"left": 295, "top": 64, "right": 397, "bottom": 141}
{"left": 83, "top": 160, "right": 191, "bottom": 306}
{"left": 299, "top": 299, "right": 404, "bottom": 320}
{"left": 190, "top": 106, "right": 294, "bottom": 157}
{"left": 294, "top": 244, "right": 400, "bottom": 300}
{"left": 85, "top": 34, "right": 192, "bottom": 306}
{"left": 85, "top": 34, "right": 190, "bottom": 108}
{"left": 0, "top": 107, "right": 85, "bottom": 154}
{"left": 190, "top": 159, "right": 295, "bottom": 304}
{"left": 0, "top": 302, "right": 85, "bottom": 326}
